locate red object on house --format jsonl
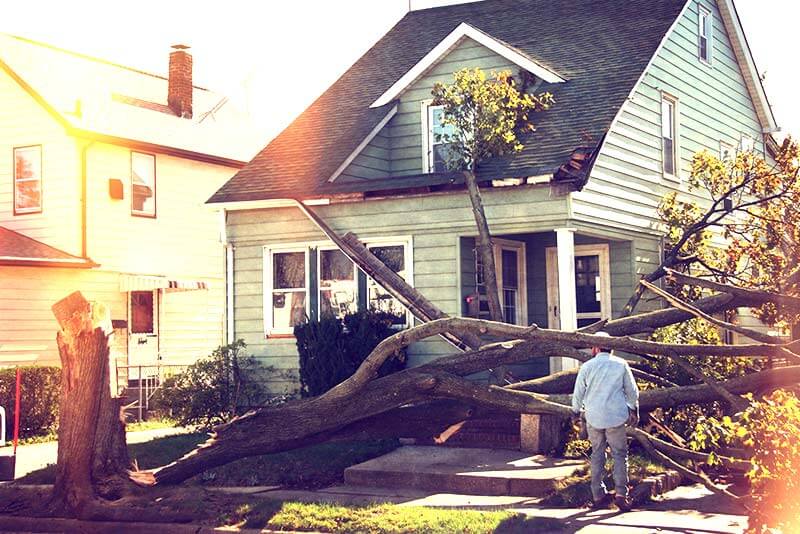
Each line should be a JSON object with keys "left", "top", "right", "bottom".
{"left": 13, "top": 368, "right": 20, "bottom": 455}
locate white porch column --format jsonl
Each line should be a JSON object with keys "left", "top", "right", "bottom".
{"left": 554, "top": 228, "right": 578, "bottom": 372}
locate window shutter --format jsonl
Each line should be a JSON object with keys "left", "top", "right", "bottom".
{"left": 308, "top": 247, "right": 318, "bottom": 322}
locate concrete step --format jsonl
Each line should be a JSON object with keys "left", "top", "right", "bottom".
{"left": 344, "top": 445, "right": 585, "bottom": 497}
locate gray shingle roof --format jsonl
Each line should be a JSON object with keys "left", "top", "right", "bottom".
{"left": 209, "top": 0, "right": 687, "bottom": 204}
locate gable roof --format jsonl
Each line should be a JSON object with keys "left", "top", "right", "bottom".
{"left": 370, "top": 22, "right": 565, "bottom": 109}
{"left": 209, "top": 0, "right": 773, "bottom": 205}
{"left": 0, "top": 226, "right": 97, "bottom": 268}
{"left": 0, "top": 34, "right": 261, "bottom": 164}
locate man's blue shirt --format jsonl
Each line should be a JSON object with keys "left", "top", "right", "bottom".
{"left": 571, "top": 352, "right": 639, "bottom": 429}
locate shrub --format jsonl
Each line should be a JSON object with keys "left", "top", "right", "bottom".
{"left": 691, "top": 389, "right": 800, "bottom": 534}
{"left": 294, "top": 311, "right": 407, "bottom": 398}
{"left": 0, "top": 366, "right": 61, "bottom": 441}
{"left": 150, "top": 340, "right": 269, "bottom": 428}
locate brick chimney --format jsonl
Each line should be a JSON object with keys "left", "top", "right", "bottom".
{"left": 168, "top": 44, "right": 193, "bottom": 118}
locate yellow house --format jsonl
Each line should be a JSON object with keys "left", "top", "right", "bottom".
{"left": 0, "top": 34, "right": 260, "bottom": 373}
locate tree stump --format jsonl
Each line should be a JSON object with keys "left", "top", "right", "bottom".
{"left": 50, "top": 291, "right": 131, "bottom": 516}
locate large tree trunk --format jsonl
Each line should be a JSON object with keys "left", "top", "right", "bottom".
{"left": 139, "top": 315, "right": 799, "bottom": 486}
{"left": 50, "top": 292, "right": 132, "bottom": 517}
{"left": 463, "top": 170, "right": 508, "bottom": 384}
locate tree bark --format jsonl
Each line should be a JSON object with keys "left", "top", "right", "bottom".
{"left": 463, "top": 170, "right": 503, "bottom": 324}
{"left": 50, "top": 292, "right": 130, "bottom": 515}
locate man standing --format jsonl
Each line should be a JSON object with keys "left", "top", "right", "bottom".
{"left": 571, "top": 332, "right": 639, "bottom": 511}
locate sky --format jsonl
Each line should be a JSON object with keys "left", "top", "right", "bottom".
{"left": 2, "top": 0, "right": 797, "bottom": 143}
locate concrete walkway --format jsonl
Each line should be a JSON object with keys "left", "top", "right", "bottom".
{"left": 216, "top": 483, "right": 747, "bottom": 533}
{"left": 7, "top": 426, "right": 188, "bottom": 480}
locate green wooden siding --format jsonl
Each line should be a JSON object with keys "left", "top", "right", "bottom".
{"left": 338, "top": 37, "right": 520, "bottom": 180}
{"left": 228, "top": 185, "right": 570, "bottom": 392}
{"left": 573, "top": 0, "right": 765, "bottom": 233}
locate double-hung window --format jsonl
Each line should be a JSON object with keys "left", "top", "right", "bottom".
{"left": 719, "top": 141, "right": 735, "bottom": 162}
{"left": 268, "top": 248, "right": 309, "bottom": 334}
{"left": 131, "top": 151, "right": 156, "bottom": 217}
{"left": 14, "top": 145, "right": 42, "bottom": 214}
{"left": 661, "top": 94, "right": 678, "bottom": 179}
{"left": 698, "top": 6, "right": 713, "bottom": 64}
{"left": 366, "top": 243, "right": 409, "bottom": 327}
{"left": 740, "top": 134, "right": 755, "bottom": 154}
{"left": 264, "top": 239, "right": 411, "bottom": 336}
{"left": 424, "top": 104, "right": 458, "bottom": 173}
{"left": 318, "top": 248, "right": 357, "bottom": 320}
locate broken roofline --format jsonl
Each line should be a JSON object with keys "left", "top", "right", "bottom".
{"left": 370, "top": 22, "right": 565, "bottom": 109}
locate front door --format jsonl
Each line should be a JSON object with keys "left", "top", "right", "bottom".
{"left": 128, "top": 290, "right": 159, "bottom": 371}
{"left": 545, "top": 244, "right": 611, "bottom": 330}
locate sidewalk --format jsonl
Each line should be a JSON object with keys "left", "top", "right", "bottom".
{"left": 7, "top": 426, "right": 188, "bottom": 480}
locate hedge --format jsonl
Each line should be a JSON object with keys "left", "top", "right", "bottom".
{"left": 0, "top": 366, "right": 61, "bottom": 441}
{"left": 294, "top": 311, "right": 407, "bottom": 398}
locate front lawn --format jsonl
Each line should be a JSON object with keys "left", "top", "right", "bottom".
{"left": 18, "top": 433, "right": 400, "bottom": 489}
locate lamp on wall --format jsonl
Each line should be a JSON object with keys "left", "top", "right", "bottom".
{"left": 109, "top": 178, "right": 124, "bottom": 200}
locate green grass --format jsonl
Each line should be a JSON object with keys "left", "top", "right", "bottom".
{"left": 18, "top": 433, "right": 399, "bottom": 489}
{"left": 238, "top": 501, "right": 565, "bottom": 533}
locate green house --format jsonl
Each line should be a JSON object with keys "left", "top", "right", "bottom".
{"left": 208, "top": 0, "right": 778, "bottom": 394}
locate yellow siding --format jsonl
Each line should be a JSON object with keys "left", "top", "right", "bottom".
{"left": 85, "top": 143, "right": 231, "bottom": 278}
{"left": 0, "top": 67, "right": 80, "bottom": 255}
{"left": 0, "top": 266, "right": 124, "bottom": 366}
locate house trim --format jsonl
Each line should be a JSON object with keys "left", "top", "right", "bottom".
{"left": 327, "top": 104, "right": 398, "bottom": 183}
{"left": 370, "top": 22, "right": 565, "bottom": 109}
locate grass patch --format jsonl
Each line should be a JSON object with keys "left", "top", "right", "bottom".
{"left": 258, "top": 502, "right": 564, "bottom": 533}
{"left": 17, "top": 433, "right": 399, "bottom": 490}
{"left": 0, "top": 486, "right": 567, "bottom": 533}
{"left": 6, "top": 418, "right": 179, "bottom": 447}
{"left": 539, "top": 453, "right": 666, "bottom": 507}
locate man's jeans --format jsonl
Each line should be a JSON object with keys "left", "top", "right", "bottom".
{"left": 586, "top": 423, "right": 628, "bottom": 500}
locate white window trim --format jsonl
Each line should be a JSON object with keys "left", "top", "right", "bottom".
{"left": 371, "top": 22, "right": 564, "bottom": 108}
{"left": 492, "top": 238, "right": 528, "bottom": 327}
{"left": 263, "top": 245, "right": 310, "bottom": 336}
{"left": 131, "top": 150, "right": 157, "bottom": 218}
{"left": 545, "top": 243, "right": 612, "bottom": 330}
{"left": 421, "top": 100, "right": 434, "bottom": 173}
{"left": 262, "top": 237, "right": 414, "bottom": 335}
{"left": 13, "top": 145, "right": 43, "bottom": 215}
{"left": 365, "top": 237, "right": 414, "bottom": 329}
{"left": 739, "top": 133, "right": 755, "bottom": 153}
{"left": 317, "top": 245, "right": 359, "bottom": 320}
{"left": 719, "top": 140, "right": 735, "bottom": 162}
{"left": 661, "top": 92, "right": 680, "bottom": 181}
{"left": 698, "top": 5, "right": 713, "bottom": 66}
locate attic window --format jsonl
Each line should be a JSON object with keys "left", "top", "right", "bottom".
{"left": 424, "top": 104, "right": 458, "bottom": 173}
{"left": 698, "top": 6, "right": 713, "bottom": 64}
{"left": 661, "top": 94, "right": 679, "bottom": 179}
{"left": 13, "top": 145, "right": 42, "bottom": 215}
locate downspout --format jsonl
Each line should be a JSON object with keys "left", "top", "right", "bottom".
{"left": 79, "top": 140, "right": 95, "bottom": 259}
{"left": 221, "top": 208, "right": 235, "bottom": 344}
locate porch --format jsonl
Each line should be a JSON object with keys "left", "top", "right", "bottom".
{"left": 457, "top": 229, "right": 637, "bottom": 379}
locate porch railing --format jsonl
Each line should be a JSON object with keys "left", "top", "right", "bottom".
{"left": 115, "top": 364, "right": 189, "bottom": 422}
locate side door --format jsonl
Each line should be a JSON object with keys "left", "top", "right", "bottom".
{"left": 127, "top": 290, "right": 159, "bottom": 372}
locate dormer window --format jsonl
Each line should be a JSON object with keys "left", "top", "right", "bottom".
{"left": 424, "top": 104, "right": 458, "bottom": 173}
{"left": 698, "top": 6, "right": 713, "bottom": 64}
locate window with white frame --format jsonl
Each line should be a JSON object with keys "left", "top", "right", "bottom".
{"left": 131, "top": 151, "right": 156, "bottom": 217}
{"left": 424, "top": 104, "right": 458, "bottom": 173}
{"left": 366, "top": 243, "right": 409, "bottom": 326}
{"left": 740, "top": 134, "right": 755, "bottom": 153}
{"left": 318, "top": 248, "right": 357, "bottom": 320}
{"left": 264, "top": 239, "right": 411, "bottom": 335}
{"left": 268, "top": 248, "right": 308, "bottom": 333}
{"left": 661, "top": 95, "right": 678, "bottom": 178}
{"left": 698, "top": 6, "right": 713, "bottom": 64}
{"left": 13, "top": 145, "right": 42, "bottom": 214}
{"left": 719, "top": 140, "right": 735, "bottom": 162}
